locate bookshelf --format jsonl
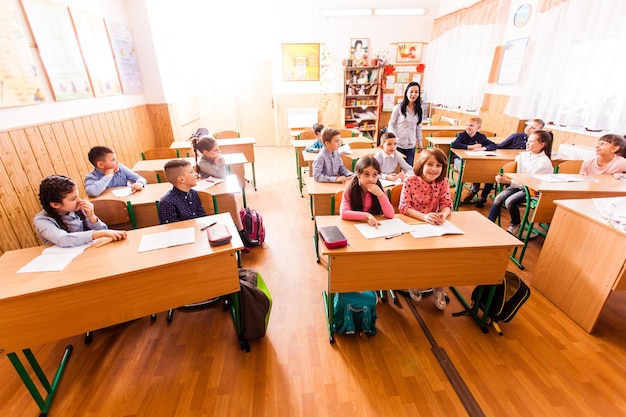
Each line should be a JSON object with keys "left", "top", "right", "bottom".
{"left": 344, "top": 66, "right": 382, "bottom": 142}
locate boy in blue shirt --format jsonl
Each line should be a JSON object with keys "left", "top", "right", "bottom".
{"left": 312, "top": 128, "right": 353, "bottom": 183}
{"left": 84, "top": 146, "right": 146, "bottom": 197}
{"left": 304, "top": 123, "right": 325, "bottom": 153}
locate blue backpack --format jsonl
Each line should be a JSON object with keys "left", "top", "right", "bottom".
{"left": 332, "top": 292, "right": 378, "bottom": 336}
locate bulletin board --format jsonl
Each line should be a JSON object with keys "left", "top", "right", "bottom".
{"left": 281, "top": 43, "right": 320, "bottom": 81}
{"left": 105, "top": 19, "right": 143, "bottom": 94}
{"left": 21, "top": 0, "right": 94, "bottom": 101}
{"left": 379, "top": 66, "right": 423, "bottom": 128}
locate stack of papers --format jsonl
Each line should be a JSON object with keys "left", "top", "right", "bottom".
{"left": 409, "top": 221, "right": 465, "bottom": 238}
{"left": 354, "top": 218, "right": 464, "bottom": 239}
{"left": 137, "top": 227, "right": 195, "bottom": 252}
{"left": 18, "top": 243, "right": 91, "bottom": 273}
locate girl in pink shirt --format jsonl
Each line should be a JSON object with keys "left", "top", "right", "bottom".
{"left": 580, "top": 134, "right": 626, "bottom": 176}
{"left": 340, "top": 156, "right": 395, "bottom": 227}
{"left": 398, "top": 148, "right": 452, "bottom": 309}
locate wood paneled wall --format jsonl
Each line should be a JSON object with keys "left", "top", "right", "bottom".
{"left": 432, "top": 93, "right": 600, "bottom": 149}
{"left": 0, "top": 106, "right": 158, "bottom": 254}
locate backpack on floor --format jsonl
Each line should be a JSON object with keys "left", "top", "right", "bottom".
{"left": 239, "top": 207, "right": 265, "bottom": 244}
{"left": 471, "top": 271, "right": 530, "bottom": 323}
{"left": 332, "top": 291, "right": 378, "bottom": 336}
{"left": 237, "top": 268, "right": 272, "bottom": 341}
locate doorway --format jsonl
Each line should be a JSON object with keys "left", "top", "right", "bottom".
{"left": 235, "top": 61, "right": 276, "bottom": 146}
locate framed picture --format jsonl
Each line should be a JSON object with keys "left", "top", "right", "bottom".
{"left": 350, "top": 38, "right": 369, "bottom": 66}
{"left": 281, "top": 43, "right": 320, "bottom": 81}
{"left": 396, "top": 42, "right": 423, "bottom": 63}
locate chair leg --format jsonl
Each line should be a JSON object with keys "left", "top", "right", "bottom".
{"left": 167, "top": 309, "right": 174, "bottom": 322}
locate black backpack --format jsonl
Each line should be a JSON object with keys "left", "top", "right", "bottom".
{"left": 471, "top": 271, "right": 530, "bottom": 323}
{"left": 189, "top": 128, "right": 209, "bottom": 140}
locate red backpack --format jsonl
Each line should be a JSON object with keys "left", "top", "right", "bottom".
{"left": 239, "top": 207, "right": 265, "bottom": 244}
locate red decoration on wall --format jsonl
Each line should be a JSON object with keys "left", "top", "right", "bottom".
{"left": 416, "top": 64, "right": 426, "bottom": 73}
{"left": 384, "top": 65, "right": 395, "bottom": 75}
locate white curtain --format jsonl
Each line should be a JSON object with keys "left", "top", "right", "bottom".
{"left": 425, "top": 0, "right": 501, "bottom": 113}
{"left": 505, "top": 0, "right": 626, "bottom": 132}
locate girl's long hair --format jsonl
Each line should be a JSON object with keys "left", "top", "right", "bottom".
{"left": 344, "top": 156, "right": 384, "bottom": 214}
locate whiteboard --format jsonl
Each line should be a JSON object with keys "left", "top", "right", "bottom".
{"left": 288, "top": 108, "right": 318, "bottom": 129}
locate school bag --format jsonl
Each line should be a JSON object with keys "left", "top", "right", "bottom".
{"left": 189, "top": 127, "right": 209, "bottom": 140}
{"left": 239, "top": 207, "right": 265, "bottom": 244}
{"left": 332, "top": 291, "right": 378, "bottom": 336}
{"left": 471, "top": 271, "right": 530, "bottom": 323}
{"left": 235, "top": 268, "right": 272, "bottom": 351}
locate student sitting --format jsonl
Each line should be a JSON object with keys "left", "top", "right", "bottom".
{"left": 579, "top": 134, "right": 626, "bottom": 176}
{"left": 34, "top": 175, "right": 127, "bottom": 247}
{"left": 373, "top": 132, "right": 414, "bottom": 181}
{"left": 340, "top": 156, "right": 395, "bottom": 227}
{"left": 312, "top": 128, "right": 353, "bottom": 183}
{"left": 450, "top": 117, "right": 497, "bottom": 206}
{"left": 304, "top": 123, "right": 325, "bottom": 153}
{"left": 157, "top": 158, "right": 259, "bottom": 248}
{"left": 497, "top": 119, "right": 545, "bottom": 150}
{"left": 84, "top": 146, "right": 146, "bottom": 197}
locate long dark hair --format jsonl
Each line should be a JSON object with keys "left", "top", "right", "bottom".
{"left": 344, "top": 156, "right": 384, "bottom": 214}
{"left": 192, "top": 135, "right": 218, "bottom": 173}
{"left": 400, "top": 81, "right": 423, "bottom": 124}
{"left": 38, "top": 175, "right": 86, "bottom": 232}
{"left": 532, "top": 130, "right": 553, "bottom": 159}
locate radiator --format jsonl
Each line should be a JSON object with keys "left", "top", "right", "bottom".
{"left": 557, "top": 144, "right": 595, "bottom": 160}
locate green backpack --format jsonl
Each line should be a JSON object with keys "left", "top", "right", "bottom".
{"left": 332, "top": 291, "right": 378, "bottom": 335}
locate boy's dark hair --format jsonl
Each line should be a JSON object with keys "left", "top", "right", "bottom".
{"left": 88, "top": 146, "right": 114, "bottom": 166}
{"left": 321, "top": 128, "right": 340, "bottom": 144}
{"left": 380, "top": 132, "right": 396, "bottom": 143}
{"left": 313, "top": 123, "right": 324, "bottom": 134}
{"left": 163, "top": 159, "right": 192, "bottom": 184}
{"left": 38, "top": 175, "right": 83, "bottom": 232}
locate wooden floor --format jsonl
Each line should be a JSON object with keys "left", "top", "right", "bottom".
{"left": 2, "top": 146, "right": 625, "bottom": 417}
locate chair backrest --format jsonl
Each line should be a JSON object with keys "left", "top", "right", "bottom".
{"left": 340, "top": 154, "right": 354, "bottom": 171}
{"left": 502, "top": 161, "right": 517, "bottom": 173}
{"left": 388, "top": 184, "right": 403, "bottom": 213}
{"left": 92, "top": 199, "right": 136, "bottom": 229}
{"left": 337, "top": 129, "right": 355, "bottom": 138}
{"left": 330, "top": 190, "right": 344, "bottom": 216}
{"left": 480, "top": 130, "right": 496, "bottom": 137}
{"left": 431, "top": 121, "right": 453, "bottom": 126}
{"left": 197, "top": 191, "right": 216, "bottom": 215}
{"left": 142, "top": 148, "right": 178, "bottom": 160}
{"left": 134, "top": 170, "right": 160, "bottom": 184}
{"left": 349, "top": 140, "right": 375, "bottom": 149}
{"left": 298, "top": 130, "right": 317, "bottom": 140}
{"left": 554, "top": 159, "right": 583, "bottom": 174}
{"left": 214, "top": 130, "right": 240, "bottom": 139}
{"left": 429, "top": 131, "right": 458, "bottom": 137}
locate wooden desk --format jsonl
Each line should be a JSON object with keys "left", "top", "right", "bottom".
{"left": 89, "top": 177, "right": 241, "bottom": 228}
{"left": 533, "top": 199, "right": 626, "bottom": 332}
{"left": 426, "top": 136, "right": 501, "bottom": 157}
{"left": 0, "top": 213, "right": 243, "bottom": 415}
{"left": 291, "top": 137, "right": 375, "bottom": 196}
{"left": 170, "top": 137, "right": 258, "bottom": 189}
{"left": 133, "top": 154, "right": 249, "bottom": 207}
{"left": 503, "top": 174, "right": 626, "bottom": 224}
{"left": 303, "top": 176, "right": 345, "bottom": 218}
{"left": 302, "top": 148, "right": 377, "bottom": 177}
{"left": 316, "top": 212, "right": 523, "bottom": 340}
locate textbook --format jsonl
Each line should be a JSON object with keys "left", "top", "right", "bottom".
{"left": 137, "top": 227, "right": 195, "bottom": 252}
{"left": 409, "top": 221, "right": 464, "bottom": 239}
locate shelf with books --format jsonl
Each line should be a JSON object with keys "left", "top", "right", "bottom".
{"left": 344, "top": 66, "right": 381, "bottom": 141}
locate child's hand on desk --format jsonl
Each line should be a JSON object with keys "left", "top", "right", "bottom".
{"left": 424, "top": 212, "right": 445, "bottom": 225}
{"left": 336, "top": 176, "right": 349, "bottom": 183}
{"left": 131, "top": 182, "right": 144, "bottom": 192}
{"left": 365, "top": 213, "right": 381, "bottom": 228}
{"left": 93, "top": 229, "right": 127, "bottom": 242}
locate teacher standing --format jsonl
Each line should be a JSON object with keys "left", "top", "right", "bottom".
{"left": 388, "top": 81, "right": 423, "bottom": 167}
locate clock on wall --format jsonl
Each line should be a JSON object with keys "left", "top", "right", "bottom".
{"left": 513, "top": 3, "right": 532, "bottom": 27}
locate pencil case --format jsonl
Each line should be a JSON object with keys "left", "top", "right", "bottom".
{"left": 206, "top": 224, "right": 232, "bottom": 246}
{"left": 319, "top": 226, "right": 348, "bottom": 249}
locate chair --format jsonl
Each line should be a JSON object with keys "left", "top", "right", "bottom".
{"left": 387, "top": 184, "right": 403, "bottom": 214}
{"left": 429, "top": 131, "right": 458, "bottom": 137}
{"left": 495, "top": 161, "right": 518, "bottom": 226}
{"left": 554, "top": 159, "right": 583, "bottom": 174}
{"left": 214, "top": 130, "right": 240, "bottom": 139}
{"left": 92, "top": 199, "right": 137, "bottom": 230}
{"left": 142, "top": 148, "right": 178, "bottom": 160}
{"left": 337, "top": 129, "right": 355, "bottom": 138}
{"left": 510, "top": 186, "right": 548, "bottom": 270}
{"left": 134, "top": 170, "right": 160, "bottom": 184}
{"left": 349, "top": 140, "right": 375, "bottom": 149}
{"left": 341, "top": 154, "right": 355, "bottom": 171}
{"left": 298, "top": 130, "right": 317, "bottom": 140}
{"left": 197, "top": 190, "right": 217, "bottom": 215}
{"left": 480, "top": 131, "right": 496, "bottom": 137}
{"left": 431, "top": 121, "right": 453, "bottom": 126}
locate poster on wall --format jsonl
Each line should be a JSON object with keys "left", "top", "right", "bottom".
{"left": 396, "top": 42, "right": 423, "bottom": 63}
{"left": 0, "top": 0, "right": 47, "bottom": 107}
{"left": 69, "top": 8, "right": 121, "bottom": 97}
{"left": 105, "top": 19, "right": 143, "bottom": 94}
{"left": 281, "top": 44, "right": 320, "bottom": 81}
{"left": 21, "top": 0, "right": 94, "bottom": 101}
{"left": 498, "top": 37, "right": 529, "bottom": 85}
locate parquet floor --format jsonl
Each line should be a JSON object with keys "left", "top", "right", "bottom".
{"left": 1, "top": 146, "right": 625, "bottom": 417}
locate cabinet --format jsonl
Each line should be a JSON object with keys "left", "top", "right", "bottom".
{"left": 344, "top": 66, "right": 381, "bottom": 142}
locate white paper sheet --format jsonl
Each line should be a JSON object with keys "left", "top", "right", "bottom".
{"left": 111, "top": 187, "right": 134, "bottom": 197}
{"left": 534, "top": 174, "right": 585, "bottom": 182}
{"left": 17, "top": 243, "right": 91, "bottom": 273}
{"left": 137, "top": 227, "right": 195, "bottom": 252}
{"left": 409, "top": 221, "right": 465, "bottom": 239}
{"left": 380, "top": 178, "right": 402, "bottom": 188}
{"left": 354, "top": 218, "right": 415, "bottom": 239}
{"left": 193, "top": 177, "right": 225, "bottom": 191}
{"left": 469, "top": 151, "right": 498, "bottom": 156}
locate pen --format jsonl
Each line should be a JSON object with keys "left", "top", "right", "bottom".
{"left": 201, "top": 221, "right": 217, "bottom": 231}
{"left": 385, "top": 232, "right": 404, "bottom": 239}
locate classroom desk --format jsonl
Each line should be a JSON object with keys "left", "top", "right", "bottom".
{"left": 533, "top": 199, "right": 626, "bottom": 333}
{"left": 301, "top": 148, "right": 378, "bottom": 179}
{"left": 89, "top": 177, "right": 241, "bottom": 228}
{"left": 291, "top": 137, "right": 375, "bottom": 196}
{"left": 422, "top": 125, "right": 465, "bottom": 133}
{"left": 0, "top": 213, "right": 243, "bottom": 415}
{"left": 170, "top": 137, "right": 258, "bottom": 190}
{"left": 316, "top": 211, "right": 523, "bottom": 341}
{"left": 132, "top": 154, "right": 249, "bottom": 207}
{"left": 426, "top": 136, "right": 502, "bottom": 157}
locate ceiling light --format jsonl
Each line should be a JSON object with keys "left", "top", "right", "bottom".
{"left": 319, "top": 8, "right": 372, "bottom": 17}
{"left": 373, "top": 8, "right": 426, "bottom": 16}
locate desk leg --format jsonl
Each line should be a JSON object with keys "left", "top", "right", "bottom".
{"left": 450, "top": 286, "right": 497, "bottom": 333}
{"left": 313, "top": 222, "right": 320, "bottom": 263}
{"left": 452, "top": 160, "right": 465, "bottom": 211}
{"left": 295, "top": 151, "right": 303, "bottom": 197}
{"left": 8, "top": 345, "right": 73, "bottom": 416}
{"left": 251, "top": 162, "right": 257, "bottom": 191}
{"left": 322, "top": 290, "right": 335, "bottom": 344}
{"left": 241, "top": 187, "right": 247, "bottom": 208}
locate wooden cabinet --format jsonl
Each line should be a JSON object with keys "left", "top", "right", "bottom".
{"left": 344, "top": 66, "right": 381, "bottom": 142}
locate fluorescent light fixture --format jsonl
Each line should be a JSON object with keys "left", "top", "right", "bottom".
{"left": 319, "top": 8, "right": 372, "bottom": 17}
{"left": 373, "top": 8, "right": 426, "bottom": 16}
